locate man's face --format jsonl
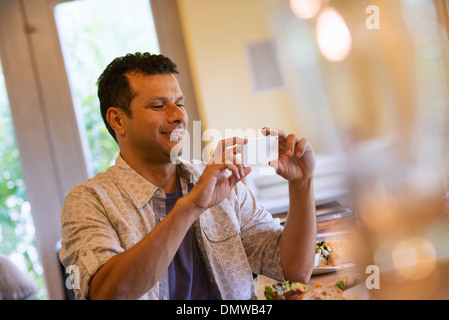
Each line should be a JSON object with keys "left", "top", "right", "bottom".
{"left": 122, "top": 72, "right": 188, "bottom": 164}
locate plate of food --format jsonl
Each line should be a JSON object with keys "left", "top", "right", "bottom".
{"left": 313, "top": 240, "right": 354, "bottom": 275}
{"left": 264, "top": 276, "right": 361, "bottom": 300}
{"left": 312, "top": 263, "right": 356, "bottom": 275}
{"left": 264, "top": 279, "right": 352, "bottom": 300}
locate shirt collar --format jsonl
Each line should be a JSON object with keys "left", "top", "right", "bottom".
{"left": 111, "top": 155, "right": 196, "bottom": 209}
{"left": 112, "top": 155, "right": 159, "bottom": 208}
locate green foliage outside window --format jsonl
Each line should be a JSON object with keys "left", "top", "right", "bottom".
{"left": 0, "top": 64, "right": 47, "bottom": 299}
{"left": 56, "top": 0, "right": 160, "bottom": 174}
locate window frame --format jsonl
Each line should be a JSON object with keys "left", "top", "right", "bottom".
{"left": 0, "top": 0, "right": 199, "bottom": 299}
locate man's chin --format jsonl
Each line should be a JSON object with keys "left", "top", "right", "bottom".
{"left": 169, "top": 142, "right": 184, "bottom": 164}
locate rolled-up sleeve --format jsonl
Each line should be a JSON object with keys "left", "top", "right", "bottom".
{"left": 59, "top": 185, "right": 124, "bottom": 300}
{"left": 234, "top": 181, "right": 285, "bottom": 281}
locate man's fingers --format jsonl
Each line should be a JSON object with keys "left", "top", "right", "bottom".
{"left": 224, "top": 162, "right": 241, "bottom": 180}
{"left": 225, "top": 154, "right": 245, "bottom": 178}
{"left": 211, "top": 137, "right": 247, "bottom": 159}
{"left": 263, "top": 127, "right": 310, "bottom": 159}
{"left": 218, "top": 137, "right": 247, "bottom": 154}
{"left": 227, "top": 165, "right": 252, "bottom": 188}
{"left": 231, "top": 145, "right": 243, "bottom": 155}
{"left": 268, "top": 159, "right": 280, "bottom": 173}
{"left": 294, "top": 138, "right": 311, "bottom": 157}
{"left": 262, "top": 127, "right": 284, "bottom": 139}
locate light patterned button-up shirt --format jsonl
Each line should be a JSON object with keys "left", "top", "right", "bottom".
{"left": 59, "top": 155, "right": 285, "bottom": 300}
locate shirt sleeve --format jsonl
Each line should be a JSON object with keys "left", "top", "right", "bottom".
{"left": 59, "top": 184, "right": 124, "bottom": 300}
{"left": 234, "top": 181, "right": 286, "bottom": 281}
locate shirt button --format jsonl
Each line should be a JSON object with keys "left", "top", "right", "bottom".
{"left": 159, "top": 217, "right": 164, "bottom": 222}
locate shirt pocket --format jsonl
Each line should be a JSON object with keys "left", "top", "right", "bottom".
{"left": 201, "top": 217, "right": 246, "bottom": 273}
{"left": 202, "top": 218, "right": 238, "bottom": 242}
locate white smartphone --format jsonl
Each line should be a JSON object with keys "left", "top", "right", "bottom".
{"left": 242, "top": 136, "right": 279, "bottom": 167}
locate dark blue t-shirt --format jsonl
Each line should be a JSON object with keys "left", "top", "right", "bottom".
{"left": 165, "top": 179, "right": 216, "bottom": 300}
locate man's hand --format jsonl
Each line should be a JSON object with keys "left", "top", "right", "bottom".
{"left": 262, "top": 127, "right": 316, "bottom": 183}
{"left": 185, "top": 137, "right": 252, "bottom": 211}
{"left": 261, "top": 127, "right": 316, "bottom": 283}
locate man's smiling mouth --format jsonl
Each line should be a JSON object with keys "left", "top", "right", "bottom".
{"left": 161, "top": 129, "right": 185, "bottom": 141}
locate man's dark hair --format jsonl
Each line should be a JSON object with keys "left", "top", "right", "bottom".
{"left": 97, "top": 52, "right": 179, "bottom": 141}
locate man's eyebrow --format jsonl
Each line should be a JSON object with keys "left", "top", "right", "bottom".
{"left": 148, "top": 96, "right": 166, "bottom": 102}
{"left": 148, "top": 95, "right": 185, "bottom": 102}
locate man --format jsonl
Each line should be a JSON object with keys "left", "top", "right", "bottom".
{"left": 60, "top": 52, "right": 316, "bottom": 300}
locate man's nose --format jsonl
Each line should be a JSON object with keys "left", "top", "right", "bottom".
{"left": 167, "top": 103, "right": 188, "bottom": 124}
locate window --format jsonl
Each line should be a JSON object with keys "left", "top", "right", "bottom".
{"left": 0, "top": 0, "right": 190, "bottom": 299}
{"left": 54, "top": 0, "right": 160, "bottom": 175}
{"left": 0, "top": 60, "right": 47, "bottom": 299}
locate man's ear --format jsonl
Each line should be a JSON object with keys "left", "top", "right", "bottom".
{"left": 106, "top": 107, "right": 127, "bottom": 138}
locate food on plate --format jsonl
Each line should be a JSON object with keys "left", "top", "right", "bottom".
{"left": 335, "top": 275, "right": 358, "bottom": 291}
{"left": 316, "top": 241, "right": 331, "bottom": 266}
{"left": 264, "top": 281, "right": 314, "bottom": 300}
{"left": 298, "top": 286, "right": 345, "bottom": 300}
{"left": 316, "top": 240, "right": 351, "bottom": 267}
{"left": 264, "top": 277, "right": 360, "bottom": 300}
